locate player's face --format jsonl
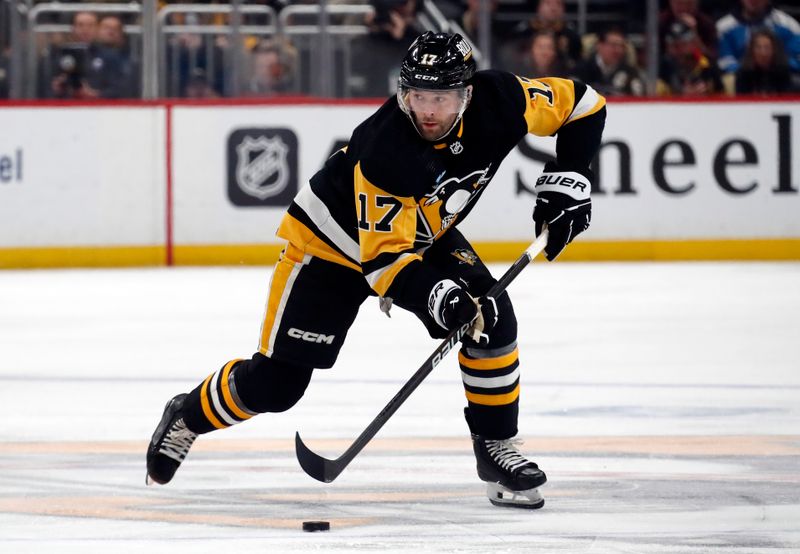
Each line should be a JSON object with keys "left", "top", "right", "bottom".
{"left": 406, "top": 88, "right": 464, "bottom": 141}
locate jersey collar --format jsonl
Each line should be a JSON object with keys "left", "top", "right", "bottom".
{"left": 433, "top": 118, "right": 464, "bottom": 151}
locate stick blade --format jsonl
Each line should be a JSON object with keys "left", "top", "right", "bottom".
{"left": 295, "top": 432, "right": 340, "bottom": 483}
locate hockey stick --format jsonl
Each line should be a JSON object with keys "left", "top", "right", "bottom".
{"left": 295, "top": 229, "right": 550, "bottom": 483}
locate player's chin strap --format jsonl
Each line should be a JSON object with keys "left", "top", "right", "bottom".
{"left": 295, "top": 229, "right": 550, "bottom": 483}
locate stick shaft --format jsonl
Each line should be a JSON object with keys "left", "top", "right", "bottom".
{"left": 296, "top": 230, "right": 549, "bottom": 483}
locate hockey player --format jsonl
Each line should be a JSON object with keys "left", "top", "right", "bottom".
{"left": 147, "top": 32, "right": 606, "bottom": 509}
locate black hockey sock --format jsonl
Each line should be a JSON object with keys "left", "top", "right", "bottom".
{"left": 182, "top": 359, "right": 257, "bottom": 434}
{"left": 459, "top": 344, "right": 520, "bottom": 439}
{"left": 183, "top": 354, "right": 314, "bottom": 434}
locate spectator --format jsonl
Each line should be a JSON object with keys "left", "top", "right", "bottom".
{"left": 97, "top": 15, "right": 126, "bottom": 52}
{"left": 716, "top": 0, "right": 800, "bottom": 74}
{"left": 43, "top": 11, "right": 97, "bottom": 98}
{"left": 461, "top": 0, "right": 497, "bottom": 36}
{"left": 71, "top": 10, "right": 99, "bottom": 44}
{"left": 50, "top": 14, "right": 138, "bottom": 99}
{"left": 659, "top": 0, "right": 718, "bottom": 61}
{"left": 246, "top": 39, "right": 298, "bottom": 96}
{"left": 91, "top": 15, "right": 138, "bottom": 97}
{"left": 459, "top": 0, "right": 504, "bottom": 67}
{"left": 573, "top": 26, "right": 646, "bottom": 97}
{"left": 657, "top": 20, "right": 723, "bottom": 96}
{"left": 512, "top": 30, "right": 570, "bottom": 78}
{"left": 168, "top": 30, "right": 225, "bottom": 98}
{"left": 348, "top": 0, "right": 423, "bottom": 98}
{"left": 184, "top": 68, "right": 220, "bottom": 99}
{"left": 735, "top": 28, "right": 797, "bottom": 94}
{"left": 502, "top": 0, "right": 582, "bottom": 73}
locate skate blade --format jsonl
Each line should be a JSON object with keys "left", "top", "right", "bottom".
{"left": 486, "top": 482, "right": 545, "bottom": 510}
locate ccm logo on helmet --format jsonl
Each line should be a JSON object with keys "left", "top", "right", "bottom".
{"left": 288, "top": 328, "right": 335, "bottom": 344}
{"left": 414, "top": 74, "right": 439, "bottom": 81}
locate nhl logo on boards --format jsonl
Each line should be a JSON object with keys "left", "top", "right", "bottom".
{"left": 237, "top": 136, "right": 288, "bottom": 199}
{"left": 449, "top": 141, "right": 464, "bottom": 155}
{"left": 227, "top": 128, "right": 298, "bottom": 207}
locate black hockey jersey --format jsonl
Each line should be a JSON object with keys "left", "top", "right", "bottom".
{"left": 277, "top": 70, "right": 606, "bottom": 310}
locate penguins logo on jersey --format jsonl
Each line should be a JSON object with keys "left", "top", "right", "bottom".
{"left": 422, "top": 166, "right": 492, "bottom": 234}
{"left": 452, "top": 248, "right": 477, "bottom": 266}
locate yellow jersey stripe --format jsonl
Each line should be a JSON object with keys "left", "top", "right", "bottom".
{"left": 518, "top": 76, "right": 575, "bottom": 137}
{"left": 258, "top": 244, "right": 309, "bottom": 356}
{"left": 277, "top": 213, "right": 361, "bottom": 271}
{"left": 366, "top": 253, "right": 421, "bottom": 297}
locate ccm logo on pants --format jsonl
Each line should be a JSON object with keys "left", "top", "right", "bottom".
{"left": 288, "top": 328, "right": 335, "bottom": 344}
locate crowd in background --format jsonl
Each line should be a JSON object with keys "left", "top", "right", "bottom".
{"left": 0, "top": 0, "right": 799, "bottom": 100}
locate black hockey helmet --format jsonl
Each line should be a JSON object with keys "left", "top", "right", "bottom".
{"left": 399, "top": 32, "right": 476, "bottom": 91}
{"left": 397, "top": 32, "right": 475, "bottom": 140}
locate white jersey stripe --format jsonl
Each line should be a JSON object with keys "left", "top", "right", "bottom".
{"left": 461, "top": 367, "right": 520, "bottom": 389}
{"left": 364, "top": 253, "right": 416, "bottom": 289}
{"left": 294, "top": 184, "right": 361, "bottom": 262}
{"left": 568, "top": 84, "right": 601, "bottom": 123}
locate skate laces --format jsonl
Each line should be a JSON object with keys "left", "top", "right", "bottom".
{"left": 485, "top": 438, "right": 531, "bottom": 472}
{"left": 158, "top": 418, "right": 197, "bottom": 462}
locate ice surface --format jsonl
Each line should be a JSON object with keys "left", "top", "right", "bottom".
{"left": 1, "top": 262, "right": 798, "bottom": 553}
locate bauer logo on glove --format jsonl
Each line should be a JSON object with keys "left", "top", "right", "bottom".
{"left": 535, "top": 173, "right": 589, "bottom": 195}
{"left": 532, "top": 161, "right": 592, "bottom": 261}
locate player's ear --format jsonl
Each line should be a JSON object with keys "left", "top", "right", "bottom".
{"left": 465, "top": 85, "right": 473, "bottom": 103}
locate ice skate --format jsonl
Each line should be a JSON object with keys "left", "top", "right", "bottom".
{"left": 146, "top": 393, "right": 197, "bottom": 485}
{"left": 466, "top": 409, "right": 546, "bottom": 509}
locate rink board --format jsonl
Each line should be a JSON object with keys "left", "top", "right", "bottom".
{"left": 1, "top": 98, "right": 799, "bottom": 267}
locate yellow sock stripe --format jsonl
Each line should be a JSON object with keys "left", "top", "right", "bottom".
{"left": 465, "top": 383, "right": 521, "bottom": 406}
{"left": 199, "top": 373, "right": 227, "bottom": 429}
{"left": 220, "top": 359, "right": 253, "bottom": 421}
{"left": 458, "top": 347, "right": 519, "bottom": 370}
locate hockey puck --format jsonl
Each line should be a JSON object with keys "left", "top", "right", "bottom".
{"left": 302, "top": 521, "right": 330, "bottom": 532}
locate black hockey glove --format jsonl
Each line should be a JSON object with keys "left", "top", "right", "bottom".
{"left": 532, "top": 161, "right": 592, "bottom": 261}
{"left": 428, "top": 279, "right": 498, "bottom": 343}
